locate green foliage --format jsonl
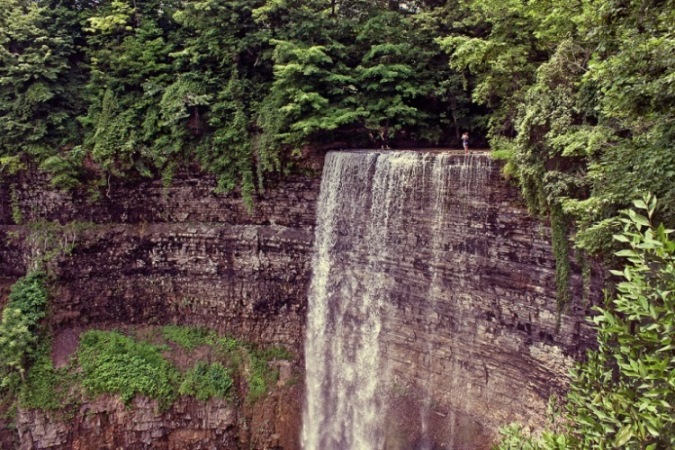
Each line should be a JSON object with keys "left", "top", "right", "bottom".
{"left": 0, "top": 273, "right": 48, "bottom": 392}
{"left": 497, "top": 195, "right": 675, "bottom": 449}
{"left": 78, "top": 330, "right": 179, "bottom": 408}
{"left": 441, "top": 0, "right": 675, "bottom": 264}
{"left": 22, "top": 220, "right": 94, "bottom": 269}
{"left": 567, "top": 195, "right": 675, "bottom": 448}
{"left": 0, "top": 321, "right": 293, "bottom": 413}
{"left": 246, "top": 352, "right": 274, "bottom": 403}
{"left": 0, "top": 0, "right": 85, "bottom": 161}
{"left": 162, "top": 325, "right": 212, "bottom": 351}
{"left": 1, "top": 0, "right": 480, "bottom": 197}
{"left": 162, "top": 325, "right": 291, "bottom": 403}
{"left": 550, "top": 204, "right": 571, "bottom": 314}
{"left": 19, "top": 343, "right": 78, "bottom": 411}
{"left": 245, "top": 345, "right": 291, "bottom": 403}
{"left": 494, "top": 424, "right": 571, "bottom": 450}
{"left": 178, "top": 362, "right": 233, "bottom": 401}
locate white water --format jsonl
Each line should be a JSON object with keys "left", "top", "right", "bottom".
{"left": 302, "top": 151, "right": 492, "bottom": 450}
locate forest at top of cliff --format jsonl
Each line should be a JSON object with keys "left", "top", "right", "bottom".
{"left": 1, "top": 0, "right": 674, "bottom": 249}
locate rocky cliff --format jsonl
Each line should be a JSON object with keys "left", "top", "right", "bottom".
{"left": 0, "top": 173, "right": 319, "bottom": 352}
{"left": 0, "top": 152, "right": 598, "bottom": 449}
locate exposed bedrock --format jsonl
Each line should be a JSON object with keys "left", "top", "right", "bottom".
{"left": 0, "top": 152, "right": 598, "bottom": 449}
{"left": 0, "top": 173, "right": 319, "bottom": 354}
{"left": 15, "top": 384, "right": 301, "bottom": 450}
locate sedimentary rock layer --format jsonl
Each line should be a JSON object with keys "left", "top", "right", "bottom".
{"left": 302, "top": 151, "right": 597, "bottom": 450}
{"left": 0, "top": 153, "right": 597, "bottom": 449}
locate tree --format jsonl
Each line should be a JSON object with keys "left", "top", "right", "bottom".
{"left": 0, "top": 0, "right": 85, "bottom": 169}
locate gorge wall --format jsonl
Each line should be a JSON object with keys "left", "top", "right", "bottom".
{"left": 0, "top": 151, "right": 597, "bottom": 449}
{"left": 0, "top": 172, "right": 320, "bottom": 352}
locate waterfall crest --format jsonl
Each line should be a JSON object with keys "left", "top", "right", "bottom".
{"left": 302, "top": 151, "right": 492, "bottom": 450}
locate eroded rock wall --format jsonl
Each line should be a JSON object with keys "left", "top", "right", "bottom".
{"left": 302, "top": 151, "right": 599, "bottom": 450}
{"left": 16, "top": 383, "right": 301, "bottom": 450}
{"left": 0, "top": 172, "right": 318, "bottom": 449}
{"left": 0, "top": 154, "right": 598, "bottom": 449}
{"left": 0, "top": 173, "right": 320, "bottom": 353}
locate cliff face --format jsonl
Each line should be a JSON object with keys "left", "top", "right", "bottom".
{"left": 302, "top": 152, "right": 597, "bottom": 450}
{"left": 0, "top": 174, "right": 319, "bottom": 353}
{"left": 0, "top": 173, "right": 317, "bottom": 449}
{"left": 0, "top": 153, "right": 597, "bottom": 449}
{"left": 15, "top": 381, "right": 301, "bottom": 450}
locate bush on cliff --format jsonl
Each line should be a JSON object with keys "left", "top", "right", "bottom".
{"left": 497, "top": 196, "right": 675, "bottom": 449}
{"left": 78, "top": 330, "right": 180, "bottom": 408}
{"left": 178, "top": 362, "right": 233, "bottom": 402}
{"left": 0, "top": 273, "right": 48, "bottom": 392}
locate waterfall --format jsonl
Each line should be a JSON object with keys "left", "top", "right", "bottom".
{"left": 302, "top": 151, "right": 492, "bottom": 450}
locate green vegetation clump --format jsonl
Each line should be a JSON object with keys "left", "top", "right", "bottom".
{"left": 496, "top": 196, "right": 675, "bottom": 449}
{"left": 161, "top": 325, "right": 212, "bottom": 351}
{"left": 77, "top": 330, "right": 179, "bottom": 407}
{"left": 245, "top": 345, "right": 291, "bottom": 403}
{"left": 1, "top": 325, "right": 293, "bottom": 412}
{"left": 161, "top": 324, "right": 292, "bottom": 403}
{"left": 179, "top": 362, "right": 233, "bottom": 401}
{"left": 19, "top": 344, "right": 77, "bottom": 412}
{"left": 0, "top": 273, "right": 48, "bottom": 392}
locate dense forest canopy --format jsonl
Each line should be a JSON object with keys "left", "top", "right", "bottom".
{"left": 0, "top": 0, "right": 476, "bottom": 203}
{"left": 1, "top": 0, "right": 673, "bottom": 242}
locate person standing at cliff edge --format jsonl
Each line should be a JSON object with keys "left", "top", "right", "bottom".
{"left": 462, "top": 132, "right": 469, "bottom": 154}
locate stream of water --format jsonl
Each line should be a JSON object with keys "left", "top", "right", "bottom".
{"left": 302, "top": 151, "right": 492, "bottom": 450}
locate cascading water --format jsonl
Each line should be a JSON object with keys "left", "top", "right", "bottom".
{"left": 302, "top": 151, "right": 492, "bottom": 450}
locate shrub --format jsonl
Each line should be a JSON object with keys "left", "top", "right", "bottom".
{"left": 178, "top": 362, "right": 233, "bottom": 401}
{"left": 78, "top": 330, "right": 179, "bottom": 408}
{"left": 161, "top": 325, "right": 212, "bottom": 351}
{"left": 0, "top": 273, "right": 48, "bottom": 391}
{"left": 567, "top": 195, "right": 675, "bottom": 448}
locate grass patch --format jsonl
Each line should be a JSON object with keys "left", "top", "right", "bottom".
{"left": 78, "top": 330, "right": 179, "bottom": 408}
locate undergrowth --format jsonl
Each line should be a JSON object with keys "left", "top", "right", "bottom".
{"left": 19, "top": 343, "right": 78, "bottom": 412}
{"left": 78, "top": 330, "right": 180, "bottom": 409}
{"left": 179, "top": 362, "right": 233, "bottom": 402}
{"left": 162, "top": 324, "right": 293, "bottom": 403}
{"left": 0, "top": 322, "right": 294, "bottom": 414}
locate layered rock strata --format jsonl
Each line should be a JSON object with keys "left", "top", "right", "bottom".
{"left": 0, "top": 153, "right": 598, "bottom": 449}
{"left": 302, "top": 151, "right": 597, "bottom": 450}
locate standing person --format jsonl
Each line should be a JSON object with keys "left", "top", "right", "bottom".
{"left": 462, "top": 132, "right": 469, "bottom": 154}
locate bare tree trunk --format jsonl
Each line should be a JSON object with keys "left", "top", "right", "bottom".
{"left": 450, "top": 95, "right": 460, "bottom": 139}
